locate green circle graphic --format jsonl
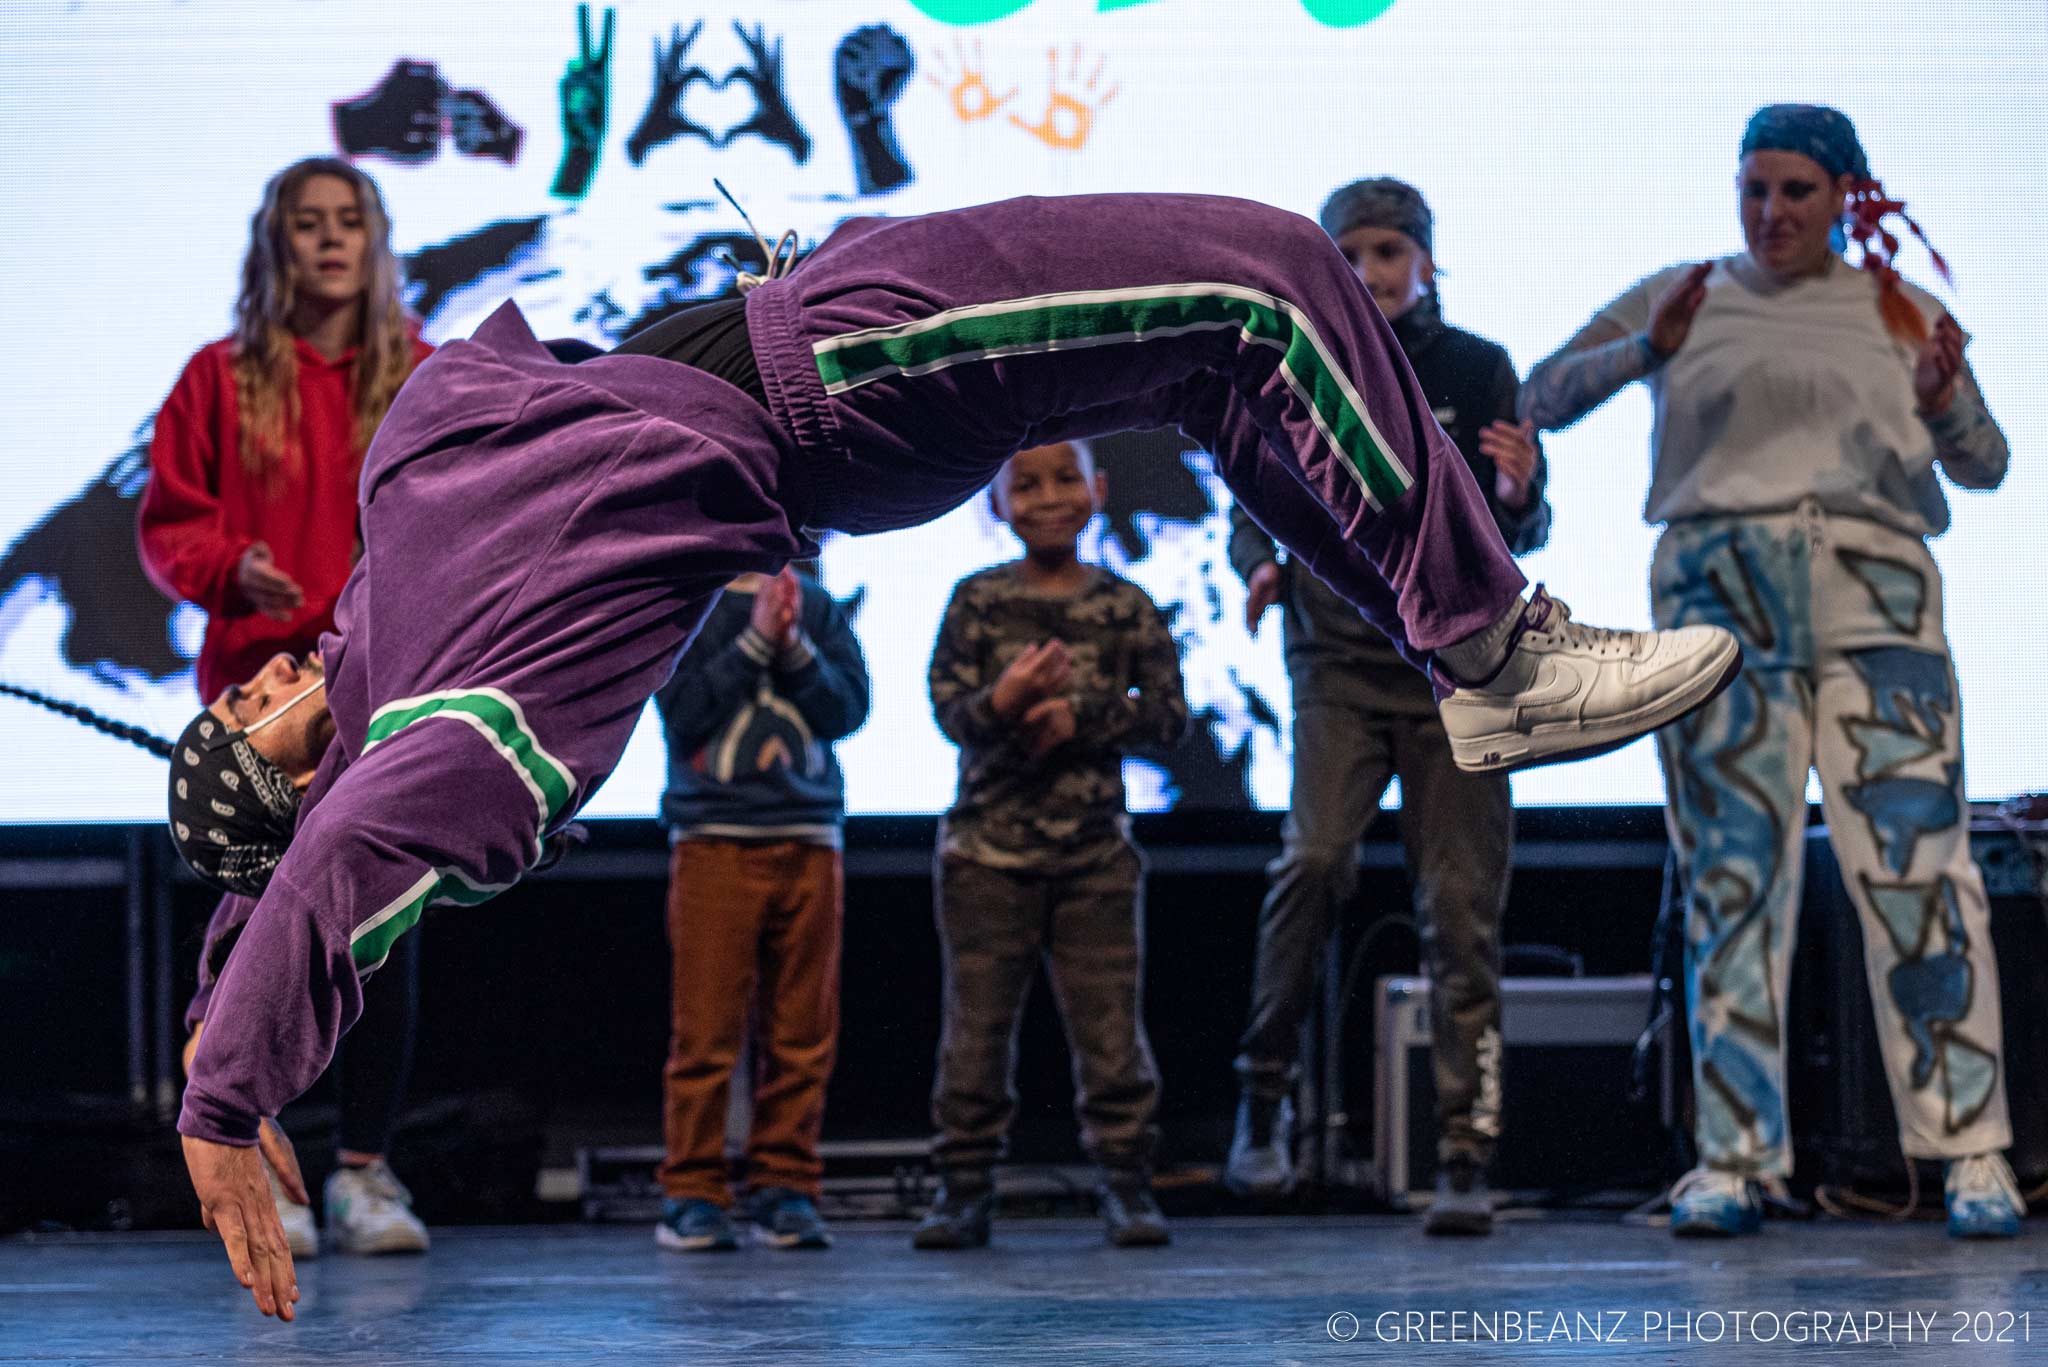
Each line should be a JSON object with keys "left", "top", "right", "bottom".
{"left": 1300, "top": 0, "right": 1400, "bottom": 24}
{"left": 910, "top": 0, "right": 1037, "bottom": 23}
{"left": 911, "top": 0, "right": 1401, "bottom": 26}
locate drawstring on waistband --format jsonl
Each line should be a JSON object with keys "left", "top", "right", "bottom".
{"left": 714, "top": 179, "right": 800, "bottom": 294}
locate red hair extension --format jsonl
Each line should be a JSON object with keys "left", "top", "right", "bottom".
{"left": 1843, "top": 178, "right": 1950, "bottom": 346}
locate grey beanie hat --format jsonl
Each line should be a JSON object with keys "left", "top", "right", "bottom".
{"left": 1319, "top": 177, "right": 1433, "bottom": 255}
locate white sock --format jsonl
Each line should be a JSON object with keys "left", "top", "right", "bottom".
{"left": 1435, "top": 597, "right": 1527, "bottom": 685}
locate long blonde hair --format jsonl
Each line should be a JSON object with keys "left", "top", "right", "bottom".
{"left": 232, "top": 157, "right": 417, "bottom": 480}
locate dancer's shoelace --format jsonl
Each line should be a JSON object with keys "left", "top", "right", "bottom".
{"left": 715, "top": 179, "right": 799, "bottom": 294}
{"left": 1529, "top": 586, "right": 1634, "bottom": 659}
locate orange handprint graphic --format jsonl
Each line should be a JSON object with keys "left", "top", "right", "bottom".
{"left": 927, "top": 38, "right": 1018, "bottom": 124}
{"left": 1008, "top": 43, "right": 1117, "bottom": 152}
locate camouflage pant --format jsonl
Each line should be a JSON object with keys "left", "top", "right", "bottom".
{"left": 929, "top": 844, "right": 1160, "bottom": 1172}
{"left": 1236, "top": 699, "right": 1510, "bottom": 1166}
{"left": 1655, "top": 505, "right": 2009, "bottom": 1174}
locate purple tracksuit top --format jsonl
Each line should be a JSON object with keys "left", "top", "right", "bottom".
{"left": 181, "top": 192, "right": 1521, "bottom": 1145}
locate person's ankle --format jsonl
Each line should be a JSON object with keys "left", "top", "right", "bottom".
{"left": 1435, "top": 597, "right": 1526, "bottom": 686}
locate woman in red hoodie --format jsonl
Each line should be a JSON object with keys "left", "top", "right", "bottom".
{"left": 141, "top": 156, "right": 433, "bottom": 1259}
{"left": 140, "top": 155, "right": 429, "bottom": 699}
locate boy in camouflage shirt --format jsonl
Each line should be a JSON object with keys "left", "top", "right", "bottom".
{"left": 917, "top": 441, "right": 1188, "bottom": 1250}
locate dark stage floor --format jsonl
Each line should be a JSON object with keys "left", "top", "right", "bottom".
{"left": 2, "top": 1215, "right": 2044, "bottom": 1364}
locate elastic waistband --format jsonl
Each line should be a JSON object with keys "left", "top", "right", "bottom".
{"left": 745, "top": 283, "right": 854, "bottom": 533}
{"left": 1663, "top": 501, "right": 1920, "bottom": 542}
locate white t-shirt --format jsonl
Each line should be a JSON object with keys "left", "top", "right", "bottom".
{"left": 1598, "top": 255, "right": 1960, "bottom": 535}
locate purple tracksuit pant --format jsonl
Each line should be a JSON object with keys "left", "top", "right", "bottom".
{"left": 180, "top": 192, "right": 1522, "bottom": 1146}
{"left": 753, "top": 192, "right": 1522, "bottom": 650}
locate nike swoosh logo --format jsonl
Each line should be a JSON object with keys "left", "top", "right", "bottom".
{"left": 1512, "top": 661, "right": 1585, "bottom": 726}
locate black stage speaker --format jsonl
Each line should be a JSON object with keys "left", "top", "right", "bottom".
{"left": 1371, "top": 974, "right": 1676, "bottom": 1200}
{"left": 1789, "top": 818, "right": 2048, "bottom": 1188}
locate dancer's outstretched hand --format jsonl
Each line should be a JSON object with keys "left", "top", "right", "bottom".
{"left": 184, "top": 1132, "right": 300, "bottom": 1320}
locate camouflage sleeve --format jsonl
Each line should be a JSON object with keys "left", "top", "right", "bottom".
{"left": 1075, "top": 591, "right": 1187, "bottom": 757}
{"left": 928, "top": 579, "right": 1011, "bottom": 748}
{"left": 1923, "top": 353, "right": 2009, "bottom": 491}
{"left": 1519, "top": 270, "right": 1672, "bottom": 433}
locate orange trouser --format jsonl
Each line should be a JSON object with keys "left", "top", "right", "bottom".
{"left": 658, "top": 838, "right": 842, "bottom": 1204}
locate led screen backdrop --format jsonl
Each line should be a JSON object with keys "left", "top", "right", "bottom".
{"left": 0, "top": 0, "right": 2042, "bottom": 822}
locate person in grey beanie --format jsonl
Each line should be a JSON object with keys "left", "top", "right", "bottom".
{"left": 1227, "top": 177, "right": 1550, "bottom": 1235}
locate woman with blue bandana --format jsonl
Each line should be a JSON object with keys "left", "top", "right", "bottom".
{"left": 1522, "top": 104, "right": 2021, "bottom": 1239}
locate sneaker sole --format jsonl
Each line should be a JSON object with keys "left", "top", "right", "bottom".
{"left": 1449, "top": 639, "right": 1744, "bottom": 774}
{"left": 1423, "top": 1213, "right": 1494, "bottom": 1237}
{"left": 332, "top": 1232, "right": 430, "bottom": 1255}
{"left": 1223, "top": 1161, "right": 1297, "bottom": 1199}
{"left": 1107, "top": 1227, "right": 1172, "bottom": 1248}
{"left": 752, "top": 1225, "right": 833, "bottom": 1250}
{"left": 911, "top": 1229, "right": 991, "bottom": 1250}
{"left": 654, "top": 1223, "right": 738, "bottom": 1253}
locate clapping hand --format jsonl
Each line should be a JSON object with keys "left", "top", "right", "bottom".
{"left": 747, "top": 568, "right": 802, "bottom": 652}
{"left": 1019, "top": 695, "right": 1077, "bottom": 759}
{"left": 236, "top": 542, "right": 304, "bottom": 622}
{"left": 991, "top": 639, "right": 1071, "bottom": 721}
{"left": 1913, "top": 313, "right": 1965, "bottom": 415}
{"left": 1243, "top": 561, "right": 1282, "bottom": 636}
{"left": 1479, "top": 419, "right": 1539, "bottom": 508}
{"left": 1646, "top": 261, "right": 1712, "bottom": 359}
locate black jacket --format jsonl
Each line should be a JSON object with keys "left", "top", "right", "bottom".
{"left": 1228, "top": 298, "right": 1550, "bottom": 711}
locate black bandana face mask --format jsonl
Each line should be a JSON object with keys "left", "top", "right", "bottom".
{"left": 166, "top": 684, "right": 318, "bottom": 897}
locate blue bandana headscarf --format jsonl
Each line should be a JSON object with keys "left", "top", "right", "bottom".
{"left": 1740, "top": 103, "right": 1869, "bottom": 181}
{"left": 1739, "top": 102, "right": 1951, "bottom": 343}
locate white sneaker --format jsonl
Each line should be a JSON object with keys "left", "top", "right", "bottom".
{"left": 264, "top": 1162, "right": 319, "bottom": 1260}
{"left": 1438, "top": 587, "right": 1741, "bottom": 774}
{"left": 324, "top": 1161, "right": 431, "bottom": 1255}
{"left": 1668, "top": 1166, "right": 1763, "bottom": 1237}
{"left": 1946, "top": 1151, "right": 2026, "bottom": 1239}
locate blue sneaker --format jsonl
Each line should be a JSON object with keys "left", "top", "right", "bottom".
{"left": 1946, "top": 1153, "right": 2025, "bottom": 1240}
{"left": 749, "top": 1187, "right": 832, "bottom": 1250}
{"left": 656, "top": 1198, "right": 738, "bottom": 1252}
{"left": 1669, "top": 1167, "right": 1762, "bottom": 1237}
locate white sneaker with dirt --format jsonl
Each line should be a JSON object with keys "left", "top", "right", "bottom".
{"left": 1438, "top": 588, "right": 1742, "bottom": 774}
{"left": 265, "top": 1163, "right": 319, "bottom": 1260}
{"left": 1668, "top": 1166, "right": 1763, "bottom": 1237}
{"left": 324, "top": 1161, "right": 431, "bottom": 1255}
{"left": 1946, "top": 1151, "right": 2026, "bottom": 1239}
